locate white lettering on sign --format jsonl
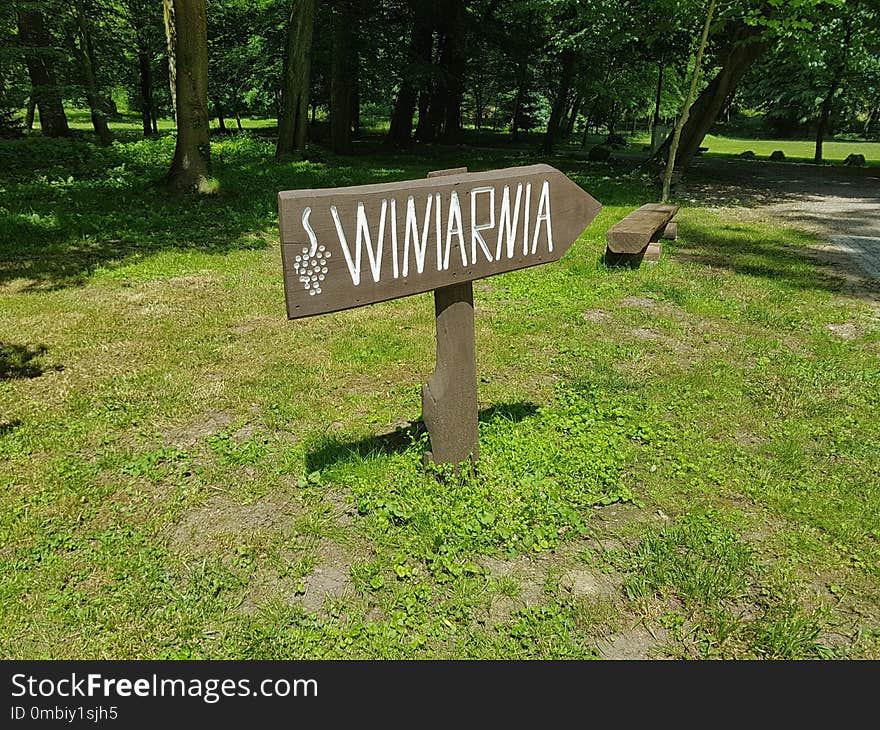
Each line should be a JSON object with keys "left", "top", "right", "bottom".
{"left": 404, "top": 194, "right": 432, "bottom": 278}
{"left": 496, "top": 183, "right": 522, "bottom": 260}
{"left": 316, "top": 181, "right": 554, "bottom": 289}
{"left": 470, "top": 186, "right": 495, "bottom": 264}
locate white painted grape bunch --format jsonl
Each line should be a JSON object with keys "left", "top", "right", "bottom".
{"left": 293, "top": 244, "right": 330, "bottom": 296}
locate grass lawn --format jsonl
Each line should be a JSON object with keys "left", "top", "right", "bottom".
{"left": 698, "top": 134, "right": 880, "bottom": 165}
{"left": 45, "top": 109, "right": 880, "bottom": 165}
{"left": 1, "top": 126, "right": 878, "bottom": 659}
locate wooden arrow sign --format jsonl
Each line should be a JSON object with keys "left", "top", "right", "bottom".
{"left": 278, "top": 164, "right": 601, "bottom": 319}
{"left": 278, "top": 164, "right": 601, "bottom": 467}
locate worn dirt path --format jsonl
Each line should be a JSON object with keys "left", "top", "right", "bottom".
{"left": 680, "top": 157, "right": 880, "bottom": 286}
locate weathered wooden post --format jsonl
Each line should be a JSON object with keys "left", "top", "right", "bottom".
{"left": 277, "top": 164, "right": 601, "bottom": 466}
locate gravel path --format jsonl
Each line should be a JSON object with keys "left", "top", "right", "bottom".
{"left": 680, "top": 157, "right": 880, "bottom": 284}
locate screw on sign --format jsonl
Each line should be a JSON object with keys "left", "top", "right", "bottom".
{"left": 278, "top": 164, "right": 601, "bottom": 466}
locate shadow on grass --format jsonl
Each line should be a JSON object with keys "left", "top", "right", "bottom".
{"left": 305, "top": 401, "right": 539, "bottom": 471}
{"left": 0, "top": 343, "right": 58, "bottom": 379}
{"left": 673, "top": 219, "right": 860, "bottom": 295}
{"left": 0, "top": 131, "right": 651, "bottom": 290}
{"left": 681, "top": 157, "right": 880, "bottom": 209}
{"left": 0, "top": 420, "right": 22, "bottom": 436}
{"left": 0, "top": 134, "right": 464, "bottom": 289}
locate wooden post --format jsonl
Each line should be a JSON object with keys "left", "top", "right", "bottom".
{"left": 422, "top": 281, "right": 479, "bottom": 467}
{"left": 422, "top": 167, "right": 479, "bottom": 467}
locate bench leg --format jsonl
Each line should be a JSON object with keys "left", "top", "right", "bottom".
{"left": 643, "top": 241, "right": 662, "bottom": 264}
{"left": 605, "top": 247, "right": 645, "bottom": 268}
{"left": 661, "top": 221, "right": 678, "bottom": 240}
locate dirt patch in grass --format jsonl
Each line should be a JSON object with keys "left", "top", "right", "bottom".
{"left": 734, "top": 430, "right": 766, "bottom": 448}
{"left": 587, "top": 503, "right": 662, "bottom": 551}
{"left": 294, "top": 540, "right": 355, "bottom": 613}
{"left": 596, "top": 622, "right": 669, "bottom": 659}
{"left": 165, "top": 410, "right": 234, "bottom": 448}
{"left": 169, "top": 493, "right": 299, "bottom": 555}
{"left": 582, "top": 309, "right": 613, "bottom": 323}
{"left": 825, "top": 322, "right": 861, "bottom": 340}
{"left": 630, "top": 327, "right": 664, "bottom": 341}
{"left": 480, "top": 543, "right": 619, "bottom": 624}
{"left": 325, "top": 489, "right": 358, "bottom": 528}
{"left": 239, "top": 539, "right": 362, "bottom": 616}
{"left": 620, "top": 295, "right": 685, "bottom": 319}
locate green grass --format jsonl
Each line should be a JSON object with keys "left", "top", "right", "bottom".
{"left": 557, "top": 129, "right": 878, "bottom": 166}
{"left": 38, "top": 108, "right": 279, "bottom": 136}
{"left": 697, "top": 134, "right": 880, "bottom": 165}
{"left": 41, "top": 107, "right": 880, "bottom": 164}
{"left": 1, "top": 126, "right": 878, "bottom": 659}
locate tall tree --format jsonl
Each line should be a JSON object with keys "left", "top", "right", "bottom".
{"left": 166, "top": 0, "right": 212, "bottom": 193}
{"left": 163, "top": 0, "right": 176, "bottom": 121}
{"left": 121, "top": 0, "right": 163, "bottom": 137}
{"left": 71, "top": 0, "right": 112, "bottom": 145}
{"left": 276, "top": 0, "right": 315, "bottom": 159}
{"left": 651, "top": 19, "right": 768, "bottom": 171}
{"left": 813, "top": 5, "right": 855, "bottom": 163}
{"left": 16, "top": 7, "right": 70, "bottom": 137}
{"left": 387, "top": 0, "right": 433, "bottom": 147}
{"left": 439, "top": 0, "right": 467, "bottom": 141}
{"left": 661, "top": 0, "right": 715, "bottom": 202}
{"left": 541, "top": 49, "right": 575, "bottom": 154}
{"left": 329, "top": 0, "right": 355, "bottom": 154}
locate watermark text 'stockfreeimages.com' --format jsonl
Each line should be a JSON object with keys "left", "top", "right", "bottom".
{"left": 10, "top": 672, "right": 317, "bottom": 706}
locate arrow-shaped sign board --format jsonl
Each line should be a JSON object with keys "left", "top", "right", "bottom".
{"left": 278, "top": 164, "right": 601, "bottom": 319}
{"left": 278, "top": 164, "right": 601, "bottom": 467}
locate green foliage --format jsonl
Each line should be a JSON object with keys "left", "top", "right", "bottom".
{"left": 738, "top": 0, "right": 880, "bottom": 138}
{"left": 320, "top": 384, "right": 640, "bottom": 578}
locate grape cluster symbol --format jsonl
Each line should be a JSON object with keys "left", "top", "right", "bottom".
{"left": 293, "top": 244, "right": 330, "bottom": 296}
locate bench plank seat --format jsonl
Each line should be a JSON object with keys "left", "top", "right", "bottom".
{"left": 606, "top": 203, "right": 679, "bottom": 254}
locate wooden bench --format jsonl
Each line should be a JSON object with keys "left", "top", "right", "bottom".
{"left": 605, "top": 203, "right": 678, "bottom": 266}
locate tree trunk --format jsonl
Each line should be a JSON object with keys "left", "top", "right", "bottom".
{"left": 214, "top": 98, "right": 226, "bottom": 133}
{"left": 607, "top": 99, "right": 617, "bottom": 136}
{"left": 814, "top": 92, "right": 833, "bottom": 165}
{"left": 440, "top": 0, "right": 466, "bottom": 142}
{"left": 163, "top": 0, "right": 177, "bottom": 121}
{"left": 472, "top": 68, "right": 484, "bottom": 130}
{"left": 330, "top": 0, "right": 354, "bottom": 154}
{"left": 75, "top": 1, "right": 113, "bottom": 146}
{"left": 541, "top": 50, "right": 575, "bottom": 154}
{"left": 166, "top": 0, "right": 212, "bottom": 193}
{"left": 138, "top": 49, "right": 154, "bottom": 137}
{"left": 388, "top": 1, "right": 433, "bottom": 146}
{"left": 661, "top": 0, "right": 715, "bottom": 202}
{"left": 814, "top": 16, "right": 852, "bottom": 164}
{"left": 865, "top": 104, "right": 878, "bottom": 138}
{"left": 510, "top": 83, "right": 524, "bottom": 141}
{"left": 16, "top": 10, "right": 70, "bottom": 137}
{"left": 276, "top": 0, "right": 315, "bottom": 159}
{"left": 419, "top": 44, "right": 449, "bottom": 142}
{"left": 565, "top": 92, "right": 581, "bottom": 135}
{"left": 351, "top": 53, "right": 360, "bottom": 138}
{"left": 509, "top": 10, "right": 533, "bottom": 142}
{"left": 151, "top": 106, "right": 158, "bottom": 134}
{"left": 652, "top": 61, "right": 664, "bottom": 130}
{"left": 652, "top": 22, "right": 766, "bottom": 173}
{"left": 235, "top": 109, "right": 243, "bottom": 131}
{"left": 413, "top": 88, "right": 431, "bottom": 142}
{"left": 25, "top": 97, "right": 36, "bottom": 130}
{"left": 581, "top": 112, "right": 591, "bottom": 147}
